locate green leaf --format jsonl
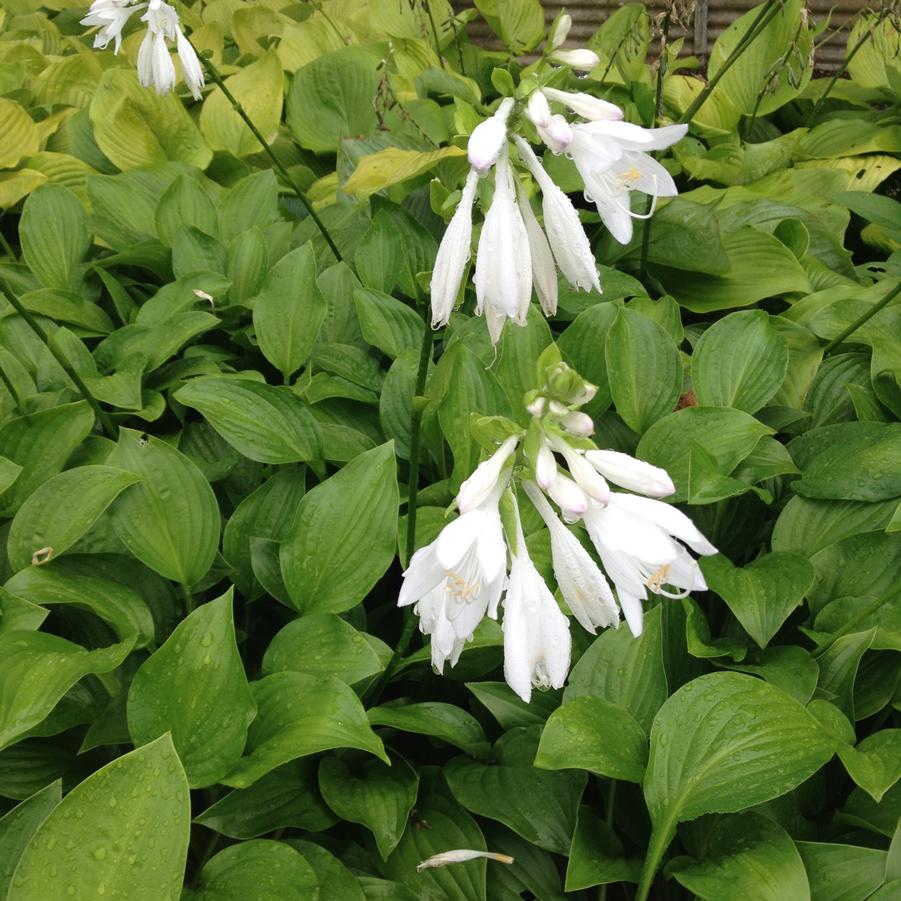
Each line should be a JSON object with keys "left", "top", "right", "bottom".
{"left": 566, "top": 805, "right": 641, "bottom": 890}
{"left": 693, "top": 310, "right": 789, "bottom": 413}
{"left": 669, "top": 812, "right": 810, "bottom": 901}
{"left": 0, "top": 98, "right": 39, "bottom": 169}
{"left": 175, "top": 377, "right": 323, "bottom": 465}
{"left": 154, "top": 174, "right": 219, "bottom": 245}
{"left": 636, "top": 407, "right": 773, "bottom": 504}
{"left": 344, "top": 146, "right": 466, "bottom": 200}
{"left": 565, "top": 605, "right": 667, "bottom": 734}
{"left": 606, "top": 307, "right": 682, "bottom": 434}
{"left": 280, "top": 441, "right": 398, "bottom": 614}
{"left": 700, "top": 552, "right": 815, "bottom": 648}
{"left": 722, "top": 645, "right": 819, "bottom": 705}
{"left": 224, "top": 672, "right": 387, "bottom": 789}
{"left": 9, "top": 735, "right": 190, "bottom": 901}
{"left": 0, "top": 401, "right": 94, "bottom": 517}
{"left": 199, "top": 52, "right": 284, "bottom": 158}
{"left": 286, "top": 47, "right": 379, "bottom": 153}
{"left": 5, "top": 560, "right": 156, "bottom": 647}
{"left": 558, "top": 303, "right": 618, "bottom": 415}
{"left": 286, "top": 840, "right": 365, "bottom": 901}
{"left": 252, "top": 244, "right": 326, "bottom": 381}
{"left": 0, "top": 781, "right": 61, "bottom": 899}
{"left": 19, "top": 184, "right": 90, "bottom": 291}
{"left": 497, "top": 0, "right": 545, "bottom": 52}
{"left": 643, "top": 673, "right": 834, "bottom": 880}
{"left": 535, "top": 697, "right": 648, "bottom": 782}
{"left": 791, "top": 423, "right": 901, "bottom": 502}
{"left": 195, "top": 760, "right": 337, "bottom": 839}
{"left": 445, "top": 727, "right": 586, "bottom": 855}
{"left": 7, "top": 466, "right": 141, "bottom": 573}
{"left": 127, "top": 589, "right": 255, "bottom": 788}
{"left": 796, "top": 842, "right": 887, "bottom": 901}
{"left": 318, "top": 754, "right": 418, "bottom": 859}
{"left": 816, "top": 629, "right": 876, "bottom": 721}
{"left": 353, "top": 288, "right": 424, "bottom": 359}
{"left": 838, "top": 730, "right": 901, "bottom": 803}
{"left": 106, "top": 428, "right": 220, "bottom": 586}
{"left": 368, "top": 700, "right": 490, "bottom": 756}
{"left": 0, "top": 631, "right": 132, "bottom": 751}
{"left": 184, "top": 839, "right": 318, "bottom": 901}
{"left": 466, "top": 681, "right": 561, "bottom": 730}
{"left": 262, "top": 614, "right": 387, "bottom": 685}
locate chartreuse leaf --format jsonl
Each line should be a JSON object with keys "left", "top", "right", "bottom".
{"left": 445, "top": 727, "right": 586, "bottom": 855}
{"left": 700, "top": 552, "right": 815, "bottom": 648}
{"left": 565, "top": 605, "right": 667, "bottom": 734}
{"left": 183, "top": 840, "right": 318, "bottom": 901}
{"left": 497, "top": 0, "right": 545, "bottom": 52}
{"left": 106, "top": 428, "right": 220, "bottom": 586}
{"left": 280, "top": 442, "right": 398, "bottom": 614}
{"left": 0, "top": 631, "right": 133, "bottom": 750}
{"left": 175, "top": 377, "right": 323, "bottom": 465}
{"left": 9, "top": 735, "right": 190, "bottom": 900}
{"left": 318, "top": 754, "right": 418, "bottom": 859}
{"left": 0, "top": 401, "right": 94, "bottom": 517}
{"left": 367, "top": 703, "right": 489, "bottom": 757}
{"left": 639, "top": 673, "right": 835, "bottom": 895}
{"left": 668, "top": 812, "right": 810, "bottom": 900}
{"left": 344, "top": 146, "right": 466, "bottom": 199}
{"left": 0, "top": 781, "right": 61, "bottom": 899}
{"left": 195, "top": 760, "right": 337, "bottom": 839}
{"left": 838, "top": 730, "right": 901, "bottom": 803}
{"left": 796, "top": 842, "right": 887, "bottom": 901}
{"left": 127, "top": 589, "right": 256, "bottom": 789}
{"left": 19, "top": 184, "right": 90, "bottom": 292}
{"left": 224, "top": 672, "right": 387, "bottom": 789}
{"left": 6, "top": 466, "right": 141, "bottom": 573}
{"left": 262, "top": 614, "right": 388, "bottom": 685}
{"left": 0, "top": 99, "right": 39, "bottom": 169}
{"left": 566, "top": 806, "right": 641, "bottom": 891}
{"left": 693, "top": 310, "right": 789, "bottom": 413}
{"left": 251, "top": 244, "right": 326, "bottom": 381}
{"left": 606, "top": 307, "right": 682, "bottom": 434}
{"left": 286, "top": 46, "right": 379, "bottom": 154}
{"left": 535, "top": 697, "right": 648, "bottom": 783}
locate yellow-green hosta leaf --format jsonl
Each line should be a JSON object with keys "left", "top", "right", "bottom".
{"left": 199, "top": 51, "right": 284, "bottom": 158}
{"left": 0, "top": 98, "right": 39, "bottom": 169}
{"left": 90, "top": 69, "right": 211, "bottom": 171}
{"left": 344, "top": 146, "right": 466, "bottom": 200}
{"left": 0, "top": 170, "right": 46, "bottom": 209}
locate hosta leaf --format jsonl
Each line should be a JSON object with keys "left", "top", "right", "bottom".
{"left": 367, "top": 702, "right": 489, "bottom": 757}
{"left": 318, "top": 754, "right": 418, "bottom": 859}
{"left": 280, "top": 441, "right": 398, "bottom": 614}
{"left": 566, "top": 806, "right": 641, "bottom": 890}
{"left": 838, "top": 730, "right": 901, "bottom": 803}
{"left": 796, "top": 842, "right": 887, "bottom": 901}
{"left": 9, "top": 735, "right": 190, "bottom": 901}
{"left": 224, "top": 672, "right": 387, "bottom": 788}
{"left": 0, "top": 99, "right": 39, "bottom": 169}
{"left": 106, "top": 428, "right": 220, "bottom": 587}
{"left": 352, "top": 288, "right": 424, "bottom": 359}
{"left": 0, "top": 781, "right": 61, "bottom": 899}
{"left": 127, "top": 589, "right": 256, "bottom": 789}
{"left": 175, "top": 377, "right": 323, "bottom": 465}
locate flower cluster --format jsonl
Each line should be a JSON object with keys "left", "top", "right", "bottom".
{"left": 81, "top": 0, "right": 204, "bottom": 100}
{"left": 398, "top": 354, "right": 717, "bottom": 702}
{"left": 430, "top": 53, "right": 687, "bottom": 344}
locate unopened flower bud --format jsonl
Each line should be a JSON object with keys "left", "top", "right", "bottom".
{"left": 535, "top": 442, "right": 558, "bottom": 489}
{"left": 418, "top": 850, "right": 514, "bottom": 872}
{"left": 467, "top": 97, "right": 515, "bottom": 174}
{"left": 585, "top": 449, "right": 675, "bottom": 498}
{"left": 526, "top": 90, "right": 552, "bottom": 128}
{"left": 561, "top": 411, "right": 594, "bottom": 437}
{"left": 547, "top": 472, "right": 588, "bottom": 522}
{"left": 549, "top": 48, "right": 600, "bottom": 71}
{"left": 456, "top": 435, "right": 519, "bottom": 513}
{"left": 543, "top": 87, "right": 624, "bottom": 122}
{"left": 526, "top": 396, "right": 547, "bottom": 418}
{"left": 553, "top": 439, "right": 610, "bottom": 504}
{"left": 537, "top": 114, "right": 573, "bottom": 154}
{"left": 548, "top": 12, "right": 572, "bottom": 50}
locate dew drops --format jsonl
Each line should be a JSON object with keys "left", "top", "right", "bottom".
{"left": 93, "top": 847, "right": 107, "bottom": 861}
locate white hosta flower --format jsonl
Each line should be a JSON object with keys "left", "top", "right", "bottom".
{"left": 136, "top": 2, "right": 204, "bottom": 100}
{"left": 585, "top": 449, "right": 674, "bottom": 498}
{"left": 526, "top": 91, "right": 573, "bottom": 154}
{"left": 398, "top": 483, "right": 509, "bottom": 671}
{"left": 583, "top": 493, "right": 717, "bottom": 636}
{"left": 80, "top": 0, "right": 144, "bottom": 54}
{"left": 502, "top": 513, "right": 571, "bottom": 702}
{"left": 549, "top": 436, "right": 609, "bottom": 504}
{"left": 568, "top": 121, "right": 688, "bottom": 244}
{"left": 417, "top": 849, "right": 514, "bottom": 871}
{"left": 474, "top": 146, "right": 532, "bottom": 345}
{"left": 430, "top": 168, "right": 479, "bottom": 327}
{"left": 534, "top": 441, "right": 558, "bottom": 490}
{"left": 456, "top": 435, "right": 519, "bottom": 514}
{"left": 468, "top": 97, "right": 514, "bottom": 174}
{"left": 542, "top": 88, "right": 623, "bottom": 123}
{"left": 525, "top": 482, "right": 618, "bottom": 633}
{"left": 560, "top": 411, "right": 594, "bottom": 437}
{"left": 175, "top": 28, "right": 205, "bottom": 100}
{"left": 546, "top": 471, "right": 588, "bottom": 522}
{"left": 514, "top": 137, "right": 600, "bottom": 294}
{"left": 516, "top": 182, "right": 558, "bottom": 316}
{"left": 549, "top": 48, "right": 600, "bottom": 71}
{"left": 548, "top": 12, "right": 572, "bottom": 50}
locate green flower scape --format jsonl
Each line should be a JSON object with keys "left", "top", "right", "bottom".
{"left": 0, "top": 1, "right": 899, "bottom": 899}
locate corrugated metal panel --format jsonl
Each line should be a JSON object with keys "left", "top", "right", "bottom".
{"left": 458, "top": 1, "right": 870, "bottom": 71}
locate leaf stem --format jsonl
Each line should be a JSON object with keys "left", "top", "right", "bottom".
{"left": 677, "top": 0, "right": 782, "bottom": 124}
{"left": 822, "top": 280, "right": 901, "bottom": 354}
{"left": 193, "top": 47, "right": 344, "bottom": 265}
{"left": 0, "top": 285, "right": 116, "bottom": 438}
{"left": 0, "top": 362, "right": 23, "bottom": 415}
{"left": 636, "top": 819, "right": 677, "bottom": 901}
{"left": 423, "top": 1, "right": 447, "bottom": 69}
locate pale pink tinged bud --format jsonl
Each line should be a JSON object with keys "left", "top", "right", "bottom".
{"left": 585, "top": 449, "right": 676, "bottom": 498}
{"left": 538, "top": 114, "right": 573, "bottom": 155}
{"left": 549, "top": 48, "right": 600, "bottom": 71}
{"left": 467, "top": 97, "right": 515, "bottom": 174}
{"left": 542, "top": 87, "right": 624, "bottom": 122}
{"left": 526, "top": 90, "right": 552, "bottom": 128}
{"left": 547, "top": 472, "right": 589, "bottom": 521}
{"left": 555, "top": 441, "right": 610, "bottom": 504}
{"left": 535, "top": 442, "right": 558, "bottom": 490}
{"left": 561, "top": 411, "right": 594, "bottom": 437}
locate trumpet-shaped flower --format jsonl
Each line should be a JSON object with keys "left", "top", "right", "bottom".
{"left": 516, "top": 182, "right": 558, "bottom": 316}
{"left": 502, "top": 506, "right": 571, "bottom": 702}
{"left": 474, "top": 146, "right": 532, "bottom": 344}
{"left": 567, "top": 121, "right": 688, "bottom": 244}
{"left": 583, "top": 493, "right": 717, "bottom": 636}
{"left": 468, "top": 98, "right": 514, "bottom": 174}
{"left": 525, "top": 482, "right": 619, "bottom": 633}
{"left": 430, "top": 169, "right": 479, "bottom": 328}
{"left": 80, "top": 0, "right": 144, "bottom": 53}
{"left": 456, "top": 436, "right": 519, "bottom": 513}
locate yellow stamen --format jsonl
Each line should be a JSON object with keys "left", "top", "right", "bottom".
{"left": 645, "top": 564, "right": 671, "bottom": 593}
